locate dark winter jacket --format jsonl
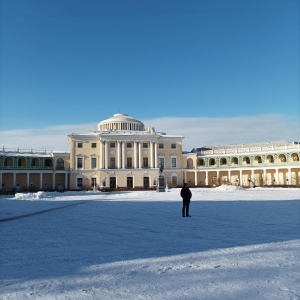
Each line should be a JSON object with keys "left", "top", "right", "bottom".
{"left": 180, "top": 186, "right": 192, "bottom": 202}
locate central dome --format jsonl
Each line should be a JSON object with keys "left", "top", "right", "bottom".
{"left": 98, "top": 113, "right": 145, "bottom": 131}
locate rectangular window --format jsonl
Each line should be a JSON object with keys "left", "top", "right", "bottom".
{"left": 159, "top": 157, "right": 164, "bottom": 168}
{"left": 171, "top": 157, "right": 177, "bottom": 168}
{"left": 110, "top": 142, "right": 115, "bottom": 148}
{"left": 77, "top": 178, "right": 83, "bottom": 187}
{"left": 143, "top": 143, "right": 148, "bottom": 148}
{"left": 91, "top": 157, "right": 97, "bottom": 169}
{"left": 78, "top": 143, "right": 83, "bottom": 148}
{"left": 127, "top": 142, "right": 132, "bottom": 148}
{"left": 127, "top": 157, "right": 132, "bottom": 168}
{"left": 91, "top": 143, "right": 97, "bottom": 148}
{"left": 110, "top": 157, "right": 115, "bottom": 169}
{"left": 143, "top": 157, "right": 148, "bottom": 168}
{"left": 77, "top": 157, "right": 83, "bottom": 168}
{"left": 159, "top": 143, "right": 164, "bottom": 149}
{"left": 171, "top": 143, "right": 176, "bottom": 149}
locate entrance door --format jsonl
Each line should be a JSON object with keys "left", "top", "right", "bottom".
{"left": 127, "top": 177, "right": 133, "bottom": 189}
{"left": 110, "top": 177, "right": 116, "bottom": 189}
{"left": 143, "top": 177, "right": 149, "bottom": 188}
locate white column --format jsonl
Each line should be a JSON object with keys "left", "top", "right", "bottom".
{"left": 122, "top": 141, "right": 125, "bottom": 169}
{"left": 26, "top": 173, "right": 30, "bottom": 190}
{"left": 139, "top": 142, "right": 142, "bottom": 169}
{"left": 263, "top": 169, "right": 266, "bottom": 185}
{"left": 0, "top": 173, "right": 3, "bottom": 189}
{"left": 118, "top": 141, "right": 121, "bottom": 169}
{"left": 65, "top": 173, "right": 68, "bottom": 190}
{"left": 184, "top": 171, "right": 187, "bottom": 184}
{"left": 228, "top": 170, "right": 231, "bottom": 183}
{"left": 39, "top": 173, "right": 43, "bottom": 189}
{"left": 288, "top": 168, "right": 291, "bottom": 185}
{"left": 150, "top": 141, "right": 153, "bottom": 168}
{"left": 134, "top": 142, "right": 138, "bottom": 169}
{"left": 154, "top": 142, "right": 158, "bottom": 168}
{"left": 275, "top": 168, "right": 279, "bottom": 185}
{"left": 194, "top": 171, "right": 197, "bottom": 186}
{"left": 205, "top": 171, "right": 208, "bottom": 185}
{"left": 239, "top": 170, "right": 242, "bottom": 186}
{"left": 251, "top": 169, "right": 254, "bottom": 184}
{"left": 100, "top": 141, "right": 103, "bottom": 169}
{"left": 105, "top": 141, "right": 109, "bottom": 169}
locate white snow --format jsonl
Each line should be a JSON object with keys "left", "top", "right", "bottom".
{"left": 0, "top": 186, "right": 299, "bottom": 299}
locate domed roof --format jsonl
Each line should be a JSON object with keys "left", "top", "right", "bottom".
{"left": 98, "top": 113, "right": 144, "bottom": 131}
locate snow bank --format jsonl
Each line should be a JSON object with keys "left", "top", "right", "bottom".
{"left": 14, "top": 191, "right": 47, "bottom": 200}
{"left": 214, "top": 185, "right": 245, "bottom": 191}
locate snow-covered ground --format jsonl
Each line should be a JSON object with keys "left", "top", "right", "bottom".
{"left": 0, "top": 186, "right": 299, "bottom": 299}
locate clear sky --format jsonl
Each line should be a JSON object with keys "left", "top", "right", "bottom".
{"left": 0, "top": 0, "right": 299, "bottom": 151}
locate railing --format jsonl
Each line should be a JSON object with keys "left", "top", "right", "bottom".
{"left": 198, "top": 143, "right": 300, "bottom": 156}
{"left": 1, "top": 147, "right": 52, "bottom": 155}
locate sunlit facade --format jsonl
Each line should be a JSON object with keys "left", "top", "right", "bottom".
{"left": 0, "top": 114, "right": 299, "bottom": 192}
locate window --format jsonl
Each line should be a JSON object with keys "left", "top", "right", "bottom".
{"left": 91, "top": 143, "right": 97, "bottom": 148}
{"left": 159, "top": 157, "right": 165, "bottom": 168}
{"left": 171, "top": 157, "right": 177, "bottom": 168}
{"left": 143, "top": 143, "right": 148, "bottom": 148}
{"left": 77, "top": 157, "right": 83, "bottom": 168}
{"left": 171, "top": 143, "right": 176, "bottom": 149}
{"left": 220, "top": 158, "right": 227, "bottom": 165}
{"left": 110, "top": 157, "right": 115, "bottom": 169}
{"left": 56, "top": 158, "right": 64, "bottom": 169}
{"left": 209, "top": 158, "right": 216, "bottom": 166}
{"left": 198, "top": 158, "right": 205, "bottom": 166}
{"left": 127, "top": 142, "right": 132, "bottom": 148}
{"left": 91, "top": 157, "right": 97, "bottom": 169}
{"left": 77, "top": 177, "right": 83, "bottom": 188}
{"left": 78, "top": 143, "right": 83, "bottom": 148}
{"left": 110, "top": 142, "right": 115, "bottom": 148}
{"left": 159, "top": 143, "right": 164, "bottom": 149}
{"left": 127, "top": 157, "right": 132, "bottom": 168}
{"left": 44, "top": 159, "right": 53, "bottom": 167}
{"left": 232, "top": 157, "right": 238, "bottom": 165}
{"left": 143, "top": 157, "right": 148, "bottom": 168}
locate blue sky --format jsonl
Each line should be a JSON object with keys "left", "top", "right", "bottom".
{"left": 0, "top": 0, "right": 299, "bottom": 151}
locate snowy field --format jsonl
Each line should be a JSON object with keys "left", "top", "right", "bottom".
{"left": 0, "top": 186, "right": 299, "bottom": 300}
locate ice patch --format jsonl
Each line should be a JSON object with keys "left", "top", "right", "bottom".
{"left": 14, "top": 191, "right": 47, "bottom": 200}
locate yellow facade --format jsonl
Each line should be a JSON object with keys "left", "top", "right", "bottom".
{"left": 0, "top": 114, "right": 299, "bottom": 192}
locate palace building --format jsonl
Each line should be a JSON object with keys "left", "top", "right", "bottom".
{"left": 0, "top": 113, "right": 299, "bottom": 192}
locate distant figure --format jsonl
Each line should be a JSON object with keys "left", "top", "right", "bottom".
{"left": 180, "top": 183, "right": 192, "bottom": 217}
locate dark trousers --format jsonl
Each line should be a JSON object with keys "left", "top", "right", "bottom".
{"left": 182, "top": 201, "right": 190, "bottom": 216}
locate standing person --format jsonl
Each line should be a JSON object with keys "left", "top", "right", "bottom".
{"left": 181, "top": 183, "right": 192, "bottom": 217}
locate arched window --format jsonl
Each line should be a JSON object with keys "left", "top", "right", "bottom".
{"left": 243, "top": 156, "right": 250, "bottom": 165}
{"left": 31, "top": 158, "right": 39, "bottom": 167}
{"left": 4, "top": 157, "right": 13, "bottom": 167}
{"left": 197, "top": 158, "right": 205, "bottom": 166}
{"left": 279, "top": 154, "right": 286, "bottom": 162}
{"left": 56, "top": 158, "right": 64, "bottom": 169}
{"left": 220, "top": 158, "right": 227, "bottom": 165}
{"left": 255, "top": 156, "right": 262, "bottom": 164}
{"left": 187, "top": 158, "right": 193, "bottom": 168}
{"left": 44, "top": 158, "right": 53, "bottom": 167}
{"left": 231, "top": 157, "right": 238, "bottom": 165}
{"left": 209, "top": 158, "right": 216, "bottom": 166}
{"left": 267, "top": 155, "right": 274, "bottom": 163}
{"left": 291, "top": 153, "right": 299, "bottom": 161}
{"left": 18, "top": 158, "right": 26, "bottom": 167}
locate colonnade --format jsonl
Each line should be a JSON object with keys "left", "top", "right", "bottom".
{"left": 0, "top": 171, "right": 69, "bottom": 190}
{"left": 99, "top": 140, "right": 158, "bottom": 169}
{"left": 184, "top": 167, "right": 296, "bottom": 186}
